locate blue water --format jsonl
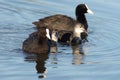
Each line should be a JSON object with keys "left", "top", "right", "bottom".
{"left": 0, "top": 0, "right": 120, "bottom": 80}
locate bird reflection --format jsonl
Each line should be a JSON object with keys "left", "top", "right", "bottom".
{"left": 24, "top": 52, "right": 49, "bottom": 79}
{"left": 71, "top": 43, "right": 84, "bottom": 65}
{"left": 36, "top": 53, "right": 48, "bottom": 75}
{"left": 50, "top": 53, "right": 58, "bottom": 64}
{"left": 24, "top": 42, "right": 85, "bottom": 79}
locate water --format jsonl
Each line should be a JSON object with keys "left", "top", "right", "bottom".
{"left": 0, "top": 0, "right": 120, "bottom": 80}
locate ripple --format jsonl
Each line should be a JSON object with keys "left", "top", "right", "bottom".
{"left": 87, "top": 15, "right": 120, "bottom": 55}
{"left": 1, "top": 0, "right": 120, "bottom": 80}
{"left": 0, "top": 0, "right": 55, "bottom": 23}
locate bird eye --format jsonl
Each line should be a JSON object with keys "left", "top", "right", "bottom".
{"left": 80, "top": 26, "right": 82, "bottom": 28}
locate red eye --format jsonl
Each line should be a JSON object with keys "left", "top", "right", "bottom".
{"left": 83, "top": 5, "right": 87, "bottom": 9}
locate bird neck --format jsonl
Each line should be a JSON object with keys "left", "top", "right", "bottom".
{"left": 76, "top": 14, "right": 88, "bottom": 30}
{"left": 70, "top": 37, "right": 81, "bottom": 46}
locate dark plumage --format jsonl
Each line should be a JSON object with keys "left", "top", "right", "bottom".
{"left": 33, "top": 15, "right": 76, "bottom": 31}
{"left": 22, "top": 27, "right": 50, "bottom": 54}
{"left": 32, "top": 4, "right": 93, "bottom": 43}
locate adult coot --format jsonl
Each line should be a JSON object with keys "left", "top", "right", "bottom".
{"left": 33, "top": 4, "right": 93, "bottom": 43}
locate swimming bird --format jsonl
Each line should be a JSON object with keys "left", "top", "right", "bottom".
{"left": 75, "top": 4, "right": 93, "bottom": 30}
{"left": 22, "top": 27, "right": 51, "bottom": 54}
{"left": 32, "top": 4, "right": 93, "bottom": 43}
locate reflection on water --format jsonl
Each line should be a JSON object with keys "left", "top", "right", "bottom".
{"left": 1, "top": 0, "right": 120, "bottom": 80}
{"left": 24, "top": 44, "right": 84, "bottom": 78}
{"left": 50, "top": 53, "right": 58, "bottom": 64}
{"left": 72, "top": 53, "right": 83, "bottom": 65}
{"left": 24, "top": 52, "right": 49, "bottom": 78}
{"left": 71, "top": 43, "right": 84, "bottom": 65}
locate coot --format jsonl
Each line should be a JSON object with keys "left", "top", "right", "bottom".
{"left": 32, "top": 4, "right": 93, "bottom": 43}
{"left": 22, "top": 27, "right": 51, "bottom": 54}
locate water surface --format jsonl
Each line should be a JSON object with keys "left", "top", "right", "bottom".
{"left": 0, "top": 0, "right": 120, "bottom": 80}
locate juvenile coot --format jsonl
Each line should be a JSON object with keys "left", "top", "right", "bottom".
{"left": 22, "top": 27, "right": 51, "bottom": 54}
